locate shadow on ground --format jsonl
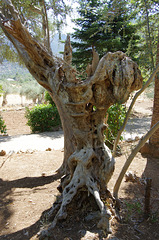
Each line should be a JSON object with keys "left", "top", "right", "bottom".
{"left": 0, "top": 156, "right": 159, "bottom": 240}
{"left": 0, "top": 172, "right": 61, "bottom": 239}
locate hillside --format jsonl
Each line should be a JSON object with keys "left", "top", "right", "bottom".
{"left": 0, "top": 33, "right": 66, "bottom": 79}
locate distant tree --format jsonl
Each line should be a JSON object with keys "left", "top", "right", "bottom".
{"left": 19, "top": 82, "right": 45, "bottom": 104}
{"left": 132, "top": 0, "right": 159, "bottom": 75}
{"left": 1, "top": 83, "right": 12, "bottom": 106}
{"left": 0, "top": 0, "right": 70, "bottom": 63}
{"left": 72, "top": 0, "right": 140, "bottom": 70}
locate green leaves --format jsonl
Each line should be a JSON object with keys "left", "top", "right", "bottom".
{"left": 0, "top": 0, "right": 71, "bottom": 62}
{"left": 44, "top": 91, "right": 56, "bottom": 107}
{"left": 105, "top": 103, "right": 126, "bottom": 150}
{"left": 72, "top": 0, "right": 140, "bottom": 71}
{"left": 0, "top": 115, "right": 7, "bottom": 134}
{"left": 0, "top": 84, "right": 4, "bottom": 97}
{"left": 25, "top": 104, "right": 61, "bottom": 133}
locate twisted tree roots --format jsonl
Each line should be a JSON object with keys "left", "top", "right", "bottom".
{"left": 39, "top": 147, "right": 115, "bottom": 238}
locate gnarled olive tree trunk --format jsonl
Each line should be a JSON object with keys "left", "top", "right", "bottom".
{"left": 0, "top": 1, "right": 143, "bottom": 236}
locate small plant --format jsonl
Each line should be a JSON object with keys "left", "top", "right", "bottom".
{"left": 44, "top": 91, "right": 56, "bottom": 107}
{"left": 25, "top": 104, "right": 61, "bottom": 133}
{"left": 149, "top": 212, "right": 159, "bottom": 223}
{"left": 0, "top": 115, "right": 7, "bottom": 134}
{"left": 0, "top": 84, "right": 4, "bottom": 96}
{"left": 124, "top": 201, "right": 143, "bottom": 222}
{"left": 105, "top": 103, "right": 126, "bottom": 150}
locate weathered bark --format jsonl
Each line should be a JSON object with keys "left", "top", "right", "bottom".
{"left": 113, "top": 63, "right": 159, "bottom": 157}
{"left": 113, "top": 120, "right": 159, "bottom": 200}
{"left": 0, "top": 0, "right": 143, "bottom": 235}
{"left": 149, "top": 29, "right": 159, "bottom": 147}
{"left": 143, "top": 0, "right": 155, "bottom": 69}
{"left": 40, "top": 0, "right": 52, "bottom": 54}
{"left": 140, "top": 28, "right": 159, "bottom": 157}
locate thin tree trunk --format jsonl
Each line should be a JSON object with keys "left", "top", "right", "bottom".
{"left": 41, "top": 0, "right": 52, "bottom": 54}
{"left": 143, "top": 0, "right": 155, "bottom": 69}
{"left": 150, "top": 28, "right": 159, "bottom": 146}
{"left": 113, "top": 121, "right": 159, "bottom": 199}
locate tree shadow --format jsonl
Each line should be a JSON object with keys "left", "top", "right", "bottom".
{"left": 0, "top": 219, "right": 41, "bottom": 240}
{"left": 36, "top": 130, "right": 64, "bottom": 139}
{"left": 0, "top": 156, "right": 158, "bottom": 240}
{"left": 0, "top": 135, "right": 13, "bottom": 143}
{"left": 0, "top": 172, "right": 61, "bottom": 238}
{"left": 110, "top": 155, "right": 159, "bottom": 240}
{"left": 142, "top": 156, "right": 159, "bottom": 212}
{"left": 0, "top": 131, "right": 64, "bottom": 153}
{"left": 0, "top": 131, "right": 64, "bottom": 143}
{"left": 125, "top": 117, "right": 151, "bottom": 135}
{"left": 122, "top": 116, "right": 151, "bottom": 140}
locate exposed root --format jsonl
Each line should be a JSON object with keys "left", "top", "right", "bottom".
{"left": 47, "top": 195, "right": 62, "bottom": 220}
{"left": 86, "top": 175, "right": 112, "bottom": 233}
{"left": 39, "top": 150, "right": 114, "bottom": 238}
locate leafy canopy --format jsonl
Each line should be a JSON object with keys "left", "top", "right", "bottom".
{"left": 72, "top": 0, "right": 140, "bottom": 70}
{"left": 0, "top": 0, "right": 71, "bottom": 63}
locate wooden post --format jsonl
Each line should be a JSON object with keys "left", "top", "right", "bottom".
{"left": 144, "top": 178, "right": 152, "bottom": 219}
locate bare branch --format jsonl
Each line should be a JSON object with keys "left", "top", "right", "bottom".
{"left": 91, "top": 46, "right": 99, "bottom": 74}
{"left": 64, "top": 34, "right": 72, "bottom": 65}
{"left": 40, "top": 0, "right": 52, "bottom": 54}
{"left": 2, "top": 0, "right": 19, "bottom": 20}
{"left": 112, "top": 63, "right": 159, "bottom": 157}
{"left": 113, "top": 120, "right": 159, "bottom": 199}
{"left": 29, "top": 5, "right": 42, "bottom": 15}
{"left": 86, "top": 47, "right": 99, "bottom": 77}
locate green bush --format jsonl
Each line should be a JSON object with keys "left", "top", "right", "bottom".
{"left": 0, "top": 84, "right": 4, "bottom": 96}
{"left": 25, "top": 104, "right": 61, "bottom": 133}
{"left": 0, "top": 115, "right": 7, "bottom": 134}
{"left": 44, "top": 91, "right": 56, "bottom": 107}
{"left": 105, "top": 103, "right": 126, "bottom": 150}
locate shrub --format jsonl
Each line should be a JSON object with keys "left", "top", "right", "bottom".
{"left": 44, "top": 91, "right": 56, "bottom": 107}
{"left": 0, "top": 84, "right": 4, "bottom": 96}
{"left": 0, "top": 115, "right": 7, "bottom": 134}
{"left": 25, "top": 104, "right": 61, "bottom": 133}
{"left": 105, "top": 103, "right": 126, "bottom": 150}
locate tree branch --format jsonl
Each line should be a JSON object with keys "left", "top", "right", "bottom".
{"left": 29, "top": 5, "right": 42, "bottom": 15}
{"left": 64, "top": 34, "right": 72, "bottom": 64}
{"left": 1, "top": 0, "right": 19, "bottom": 20}
{"left": 0, "top": 0, "right": 61, "bottom": 91}
{"left": 113, "top": 120, "right": 159, "bottom": 199}
{"left": 40, "top": 0, "right": 52, "bottom": 54}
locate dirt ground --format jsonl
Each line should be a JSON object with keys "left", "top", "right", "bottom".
{"left": 0, "top": 97, "right": 159, "bottom": 240}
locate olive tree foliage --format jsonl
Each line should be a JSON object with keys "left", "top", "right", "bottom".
{"left": 0, "top": 0, "right": 70, "bottom": 62}
{"left": 0, "top": 0, "right": 144, "bottom": 236}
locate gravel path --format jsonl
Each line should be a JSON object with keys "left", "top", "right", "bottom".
{"left": 0, "top": 131, "right": 64, "bottom": 153}
{"left": 122, "top": 116, "right": 151, "bottom": 141}
{"left": 0, "top": 116, "right": 151, "bottom": 154}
